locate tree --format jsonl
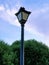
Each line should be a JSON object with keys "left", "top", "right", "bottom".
{"left": 0, "top": 39, "right": 49, "bottom": 65}
{"left": 11, "top": 41, "right": 20, "bottom": 65}
{"left": 0, "top": 40, "right": 14, "bottom": 65}
{"left": 0, "top": 40, "right": 9, "bottom": 64}
{"left": 24, "top": 40, "right": 49, "bottom": 65}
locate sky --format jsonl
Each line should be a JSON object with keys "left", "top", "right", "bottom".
{"left": 0, "top": 0, "right": 49, "bottom": 46}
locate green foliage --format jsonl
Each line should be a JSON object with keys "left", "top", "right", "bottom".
{"left": 24, "top": 40, "right": 49, "bottom": 65}
{"left": 0, "top": 40, "right": 14, "bottom": 65}
{"left": 11, "top": 41, "right": 20, "bottom": 65}
{"left": 0, "top": 40, "right": 49, "bottom": 65}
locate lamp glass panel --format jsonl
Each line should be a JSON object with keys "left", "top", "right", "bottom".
{"left": 17, "top": 12, "right": 22, "bottom": 21}
{"left": 22, "top": 12, "right": 29, "bottom": 20}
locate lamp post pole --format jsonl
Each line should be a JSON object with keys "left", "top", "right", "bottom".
{"left": 15, "top": 7, "right": 31, "bottom": 65}
{"left": 20, "top": 24, "right": 24, "bottom": 65}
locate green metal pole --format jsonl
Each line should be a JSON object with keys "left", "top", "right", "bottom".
{"left": 20, "top": 24, "right": 24, "bottom": 65}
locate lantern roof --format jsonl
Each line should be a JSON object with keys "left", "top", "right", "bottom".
{"left": 15, "top": 7, "right": 31, "bottom": 16}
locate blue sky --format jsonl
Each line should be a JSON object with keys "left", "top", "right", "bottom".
{"left": 0, "top": 0, "right": 49, "bottom": 46}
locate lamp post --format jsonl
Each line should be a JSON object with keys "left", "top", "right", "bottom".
{"left": 15, "top": 7, "right": 31, "bottom": 65}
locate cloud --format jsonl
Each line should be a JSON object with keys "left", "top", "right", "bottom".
{"left": 26, "top": 4, "right": 49, "bottom": 46}
{"left": 31, "top": 5, "right": 49, "bottom": 35}
{"left": 0, "top": 5, "right": 5, "bottom": 11}
{"left": 0, "top": 0, "right": 23, "bottom": 27}
{"left": 0, "top": 4, "right": 20, "bottom": 27}
{"left": 0, "top": 3, "right": 49, "bottom": 46}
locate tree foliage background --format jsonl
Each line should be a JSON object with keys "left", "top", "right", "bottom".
{"left": 0, "top": 39, "right": 49, "bottom": 65}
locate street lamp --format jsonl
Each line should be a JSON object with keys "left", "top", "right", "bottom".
{"left": 15, "top": 7, "right": 31, "bottom": 65}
